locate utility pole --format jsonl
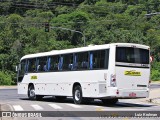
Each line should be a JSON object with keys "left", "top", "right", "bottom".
{"left": 50, "top": 26, "right": 86, "bottom": 46}
{"left": 145, "top": 12, "right": 160, "bottom": 20}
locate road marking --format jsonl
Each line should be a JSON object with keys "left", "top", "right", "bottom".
{"left": 66, "top": 104, "right": 82, "bottom": 108}
{"left": 48, "top": 104, "right": 62, "bottom": 109}
{"left": 13, "top": 105, "right": 23, "bottom": 111}
{"left": 31, "top": 105, "right": 43, "bottom": 110}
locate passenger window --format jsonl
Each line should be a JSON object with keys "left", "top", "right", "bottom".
{"left": 63, "top": 54, "right": 73, "bottom": 70}
{"left": 73, "top": 54, "right": 78, "bottom": 70}
{"left": 77, "top": 52, "right": 89, "bottom": 70}
{"left": 37, "top": 57, "right": 47, "bottom": 72}
{"left": 93, "top": 50, "right": 105, "bottom": 69}
{"left": 48, "top": 56, "right": 59, "bottom": 71}
{"left": 20, "top": 59, "right": 26, "bottom": 75}
{"left": 89, "top": 52, "right": 93, "bottom": 70}
{"left": 105, "top": 49, "right": 109, "bottom": 69}
{"left": 28, "top": 58, "right": 36, "bottom": 72}
{"left": 58, "top": 56, "right": 63, "bottom": 71}
{"left": 89, "top": 50, "right": 109, "bottom": 69}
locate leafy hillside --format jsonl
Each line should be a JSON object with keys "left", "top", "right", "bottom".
{"left": 0, "top": 0, "right": 160, "bottom": 84}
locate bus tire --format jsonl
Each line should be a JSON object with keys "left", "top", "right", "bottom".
{"left": 102, "top": 98, "right": 118, "bottom": 105}
{"left": 73, "top": 85, "right": 83, "bottom": 104}
{"left": 28, "top": 85, "right": 36, "bottom": 100}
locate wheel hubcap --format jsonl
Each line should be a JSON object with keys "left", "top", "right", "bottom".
{"left": 75, "top": 90, "right": 80, "bottom": 101}
{"left": 30, "top": 89, "right": 35, "bottom": 97}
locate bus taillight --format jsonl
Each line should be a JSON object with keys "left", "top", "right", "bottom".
{"left": 116, "top": 90, "right": 119, "bottom": 94}
{"left": 110, "top": 74, "right": 116, "bottom": 87}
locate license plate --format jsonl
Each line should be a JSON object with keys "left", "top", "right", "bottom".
{"left": 129, "top": 92, "right": 136, "bottom": 97}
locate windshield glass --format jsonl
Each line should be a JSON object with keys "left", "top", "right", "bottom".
{"left": 19, "top": 60, "right": 26, "bottom": 76}
{"left": 116, "top": 47, "right": 149, "bottom": 64}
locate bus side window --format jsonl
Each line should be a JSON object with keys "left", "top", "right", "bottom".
{"left": 77, "top": 52, "right": 89, "bottom": 70}
{"left": 73, "top": 54, "right": 78, "bottom": 70}
{"left": 69, "top": 54, "right": 74, "bottom": 70}
{"left": 63, "top": 54, "right": 73, "bottom": 71}
{"left": 37, "top": 57, "right": 47, "bottom": 72}
{"left": 47, "top": 56, "right": 59, "bottom": 71}
{"left": 26, "top": 60, "right": 29, "bottom": 73}
{"left": 54, "top": 56, "right": 59, "bottom": 71}
{"left": 20, "top": 59, "right": 26, "bottom": 75}
{"left": 92, "top": 50, "right": 106, "bottom": 69}
{"left": 47, "top": 57, "right": 52, "bottom": 71}
{"left": 89, "top": 52, "right": 93, "bottom": 70}
{"left": 28, "top": 58, "right": 36, "bottom": 72}
{"left": 58, "top": 56, "right": 63, "bottom": 71}
{"left": 105, "top": 49, "right": 109, "bottom": 69}
{"left": 47, "top": 57, "right": 51, "bottom": 71}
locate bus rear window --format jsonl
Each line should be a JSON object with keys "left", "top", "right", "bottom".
{"left": 116, "top": 47, "right": 149, "bottom": 64}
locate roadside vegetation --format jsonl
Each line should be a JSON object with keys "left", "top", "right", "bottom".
{"left": 0, "top": 0, "right": 160, "bottom": 85}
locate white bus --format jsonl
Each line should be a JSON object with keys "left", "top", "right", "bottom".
{"left": 17, "top": 43, "right": 150, "bottom": 104}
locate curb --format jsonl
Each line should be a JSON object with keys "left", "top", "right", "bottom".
{"left": 0, "top": 86, "right": 17, "bottom": 89}
{"left": 151, "top": 81, "right": 160, "bottom": 84}
{"left": 148, "top": 98, "right": 160, "bottom": 105}
{"left": 145, "top": 88, "right": 160, "bottom": 105}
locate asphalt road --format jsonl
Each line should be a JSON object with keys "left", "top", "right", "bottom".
{"left": 0, "top": 83, "right": 159, "bottom": 101}
{"left": 0, "top": 85, "right": 160, "bottom": 120}
{"left": 150, "top": 83, "right": 160, "bottom": 89}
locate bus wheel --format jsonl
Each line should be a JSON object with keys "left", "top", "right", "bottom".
{"left": 102, "top": 98, "right": 118, "bottom": 105}
{"left": 55, "top": 96, "right": 67, "bottom": 102}
{"left": 28, "top": 85, "right": 36, "bottom": 100}
{"left": 73, "top": 85, "right": 83, "bottom": 104}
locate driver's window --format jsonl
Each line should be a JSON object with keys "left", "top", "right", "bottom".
{"left": 19, "top": 59, "right": 26, "bottom": 75}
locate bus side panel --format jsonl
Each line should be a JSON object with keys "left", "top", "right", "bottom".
{"left": 18, "top": 83, "right": 28, "bottom": 95}
{"left": 32, "top": 72, "right": 73, "bottom": 96}
{"left": 35, "top": 83, "right": 73, "bottom": 96}
{"left": 17, "top": 74, "right": 31, "bottom": 95}
{"left": 19, "top": 70, "right": 110, "bottom": 98}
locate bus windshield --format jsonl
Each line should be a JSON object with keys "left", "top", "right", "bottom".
{"left": 116, "top": 47, "right": 149, "bottom": 64}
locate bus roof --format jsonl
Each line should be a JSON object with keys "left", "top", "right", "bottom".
{"left": 20, "top": 43, "right": 149, "bottom": 61}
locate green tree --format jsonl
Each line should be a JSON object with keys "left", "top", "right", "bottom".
{"left": 0, "top": 71, "right": 13, "bottom": 85}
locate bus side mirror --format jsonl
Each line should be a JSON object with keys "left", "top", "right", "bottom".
{"left": 16, "top": 64, "right": 21, "bottom": 72}
{"left": 16, "top": 66, "right": 18, "bottom": 72}
{"left": 150, "top": 56, "right": 154, "bottom": 63}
